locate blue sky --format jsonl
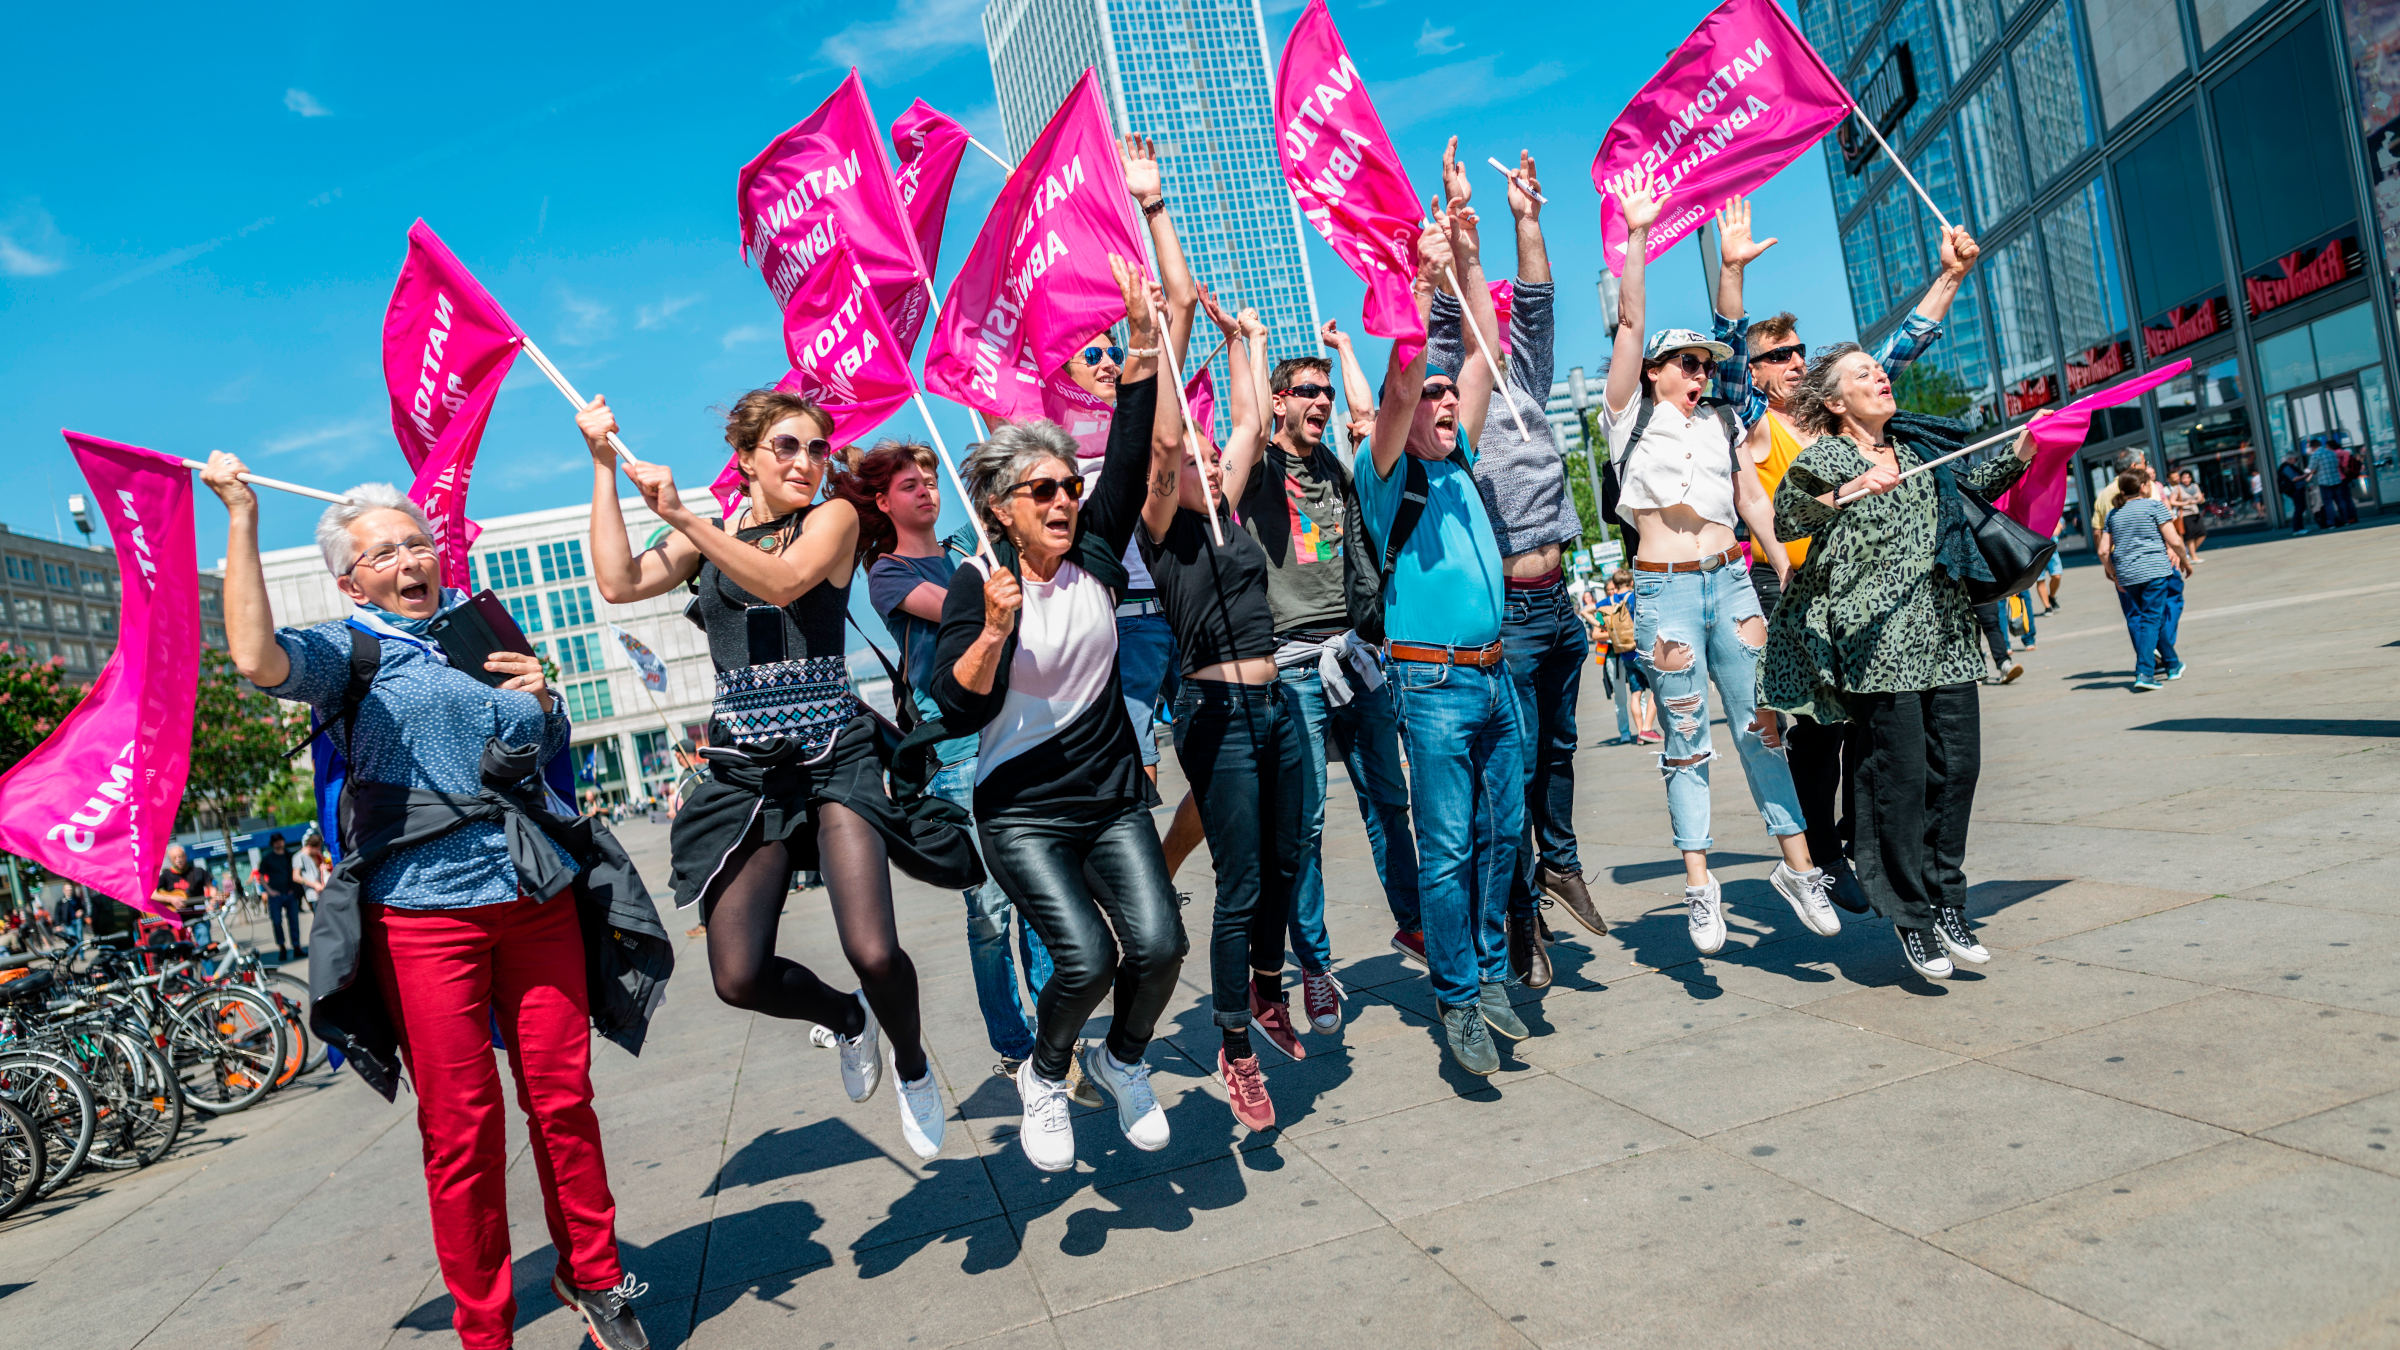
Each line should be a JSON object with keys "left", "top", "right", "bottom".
{"left": 0, "top": 0, "right": 1857, "bottom": 568}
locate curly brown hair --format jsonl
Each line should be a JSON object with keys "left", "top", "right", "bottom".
{"left": 721, "top": 388, "right": 833, "bottom": 492}
{"left": 1786, "top": 342, "right": 1865, "bottom": 436}
{"left": 829, "top": 441, "right": 939, "bottom": 567}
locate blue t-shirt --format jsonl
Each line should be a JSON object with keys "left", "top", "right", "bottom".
{"left": 867, "top": 551, "right": 977, "bottom": 767}
{"left": 2105, "top": 497, "right": 2176, "bottom": 586}
{"left": 1355, "top": 442, "right": 1505, "bottom": 649}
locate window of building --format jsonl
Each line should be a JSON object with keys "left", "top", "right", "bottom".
{"left": 635, "top": 728, "right": 673, "bottom": 779}
{"left": 1956, "top": 72, "right": 2028, "bottom": 226}
{"left": 42, "top": 562, "right": 72, "bottom": 589}
{"left": 2195, "top": 0, "right": 2273, "bottom": 49}
{"left": 564, "top": 679, "right": 615, "bottom": 722}
{"left": 547, "top": 586, "right": 595, "bottom": 631}
{"left": 2212, "top": 14, "right": 2359, "bottom": 272}
{"left": 1836, "top": 0, "right": 1886, "bottom": 73}
{"left": 2043, "top": 177, "right": 2131, "bottom": 361}
{"left": 2082, "top": 0, "right": 2184, "bottom": 128}
{"left": 3, "top": 557, "right": 34, "bottom": 584}
{"left": 2012, "top": 3, "right": 2095, "bottom": 187}
{"left": 59, "top": 641, "right": 91, "bottom": 671}
{"left": 13, "top": 638, "right": 48, "bottom": 662}
{"left": 539, "top": 539, "right": 587, "bottom": 583}
{"left": 504, "top": 593, "right": 544, "bottom": 634}
{"left": 1844, "top": 217, "right": 1887, "bottom": 323}
{"left": 1932, "top": 0, "right": 1997, "bottom": 78}
{"left": 2112, "top": 108, "right": 2224, "bottom": 320}
{"left": 1886, "top": 0, "right": 1951, "bottom": 144}
{"left": 483, "top": 546, "right": 535, "bottom": 591}
{"left": 572, "top": 734, "right": 625, "bottom": 787}
{"left": 555, "top": 632, "right": 602, "bottom": 675}
{"left": 2260, "top": 301, "right": 2385, "bottom": 394}
{"left": 13, "top": 596, "right": 47, "bottom": 628}
{"left": 1987, "top": 230, "right": 2056, "bottom": 392}
{"left": 78, "top": 568, "right": 107, "bottom": 595}
{"left": 1828, "top": 140, "right": 1883, "bottom": 220}
{"left": 52, "top": 603, "right": 82, "bottom": 632}
{"left": 1877, "top": 181, "right": 1928, "bottom": 315}
{"left": 93, "top": 609, "right": 115, "bottom": 636}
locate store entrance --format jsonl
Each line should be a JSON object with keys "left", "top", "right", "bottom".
{"left": 2280, "top": 377, "right": 2382, "bottom": 511}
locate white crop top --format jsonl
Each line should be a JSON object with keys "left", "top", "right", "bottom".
{"left": 967, "top": 555, "right": 1121, "bottom": 784}
{"left": 1606, "top": 393, "right": 1743, "bottom": 530}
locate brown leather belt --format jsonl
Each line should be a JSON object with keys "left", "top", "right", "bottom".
{"left": 1632, "top": 545, "right": 1744, "bottom": 574}
{"left": 1387, "top": 639, "right": 1505, "bottom": 667}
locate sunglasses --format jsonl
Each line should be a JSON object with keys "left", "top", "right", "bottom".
{"left": 1006, "top": 475, "right": 1086, "bottom": 505}
{"left": 347, "top": 536, "right": 440, "bottom": 575}
{"left": 1078, "top": 345, "right": 1125, "bottom": 366}
{"left": 1277, "top": 382, "right": 1334, "bottom": 401}
{"left": 1660, "top": 352, "right": 1719, "bottom": 378}
{"left": 763, "top": 433, "right": 833, "bottom": 464}
{"left": 1423, "top": 380, "right": 1458, "bottom": 401}
{"left": 1754, "top": 342, "right": 1807, "bottom": 365}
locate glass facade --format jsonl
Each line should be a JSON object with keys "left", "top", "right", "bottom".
{"left": 1957, "top": 72, "right": 2029, "bottom": 224}
{"left": 983, "top": 0, "right": 1322, "bottom": 387}
{"left": 2113, "top": 109, "right": 2223, "bottom": 319}
{"left": 2044, "top": 176, "right": 2130, "bottom": 361}
{"left": 2213, "top": 14, "right": 2358, "bottom": 270}
{"left": 2013, "top": 3, "right": 2096, "bottom": 187}
{"left": 2084, "top": 0, "right": 2186, "bottom": 126}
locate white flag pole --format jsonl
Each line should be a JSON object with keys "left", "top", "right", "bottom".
{"left": 177, "top": 461, "right": 353, "bottom": 505}
{"left": 917, "top": 281, "right": 997, "bottom": 441}
{"left": 967, "top": 137, "right": 1014, "bottom": 173}
{"left": 517, "top": 336, "right": 646, "bottom": 469}
{"left": 1485, "top": 156, "right": 1549, "bottom": 204}
{"left": 1148, "top": 300, "right": 1226, "bottom": 547}
{"left": 1832, "top": 425, "right": 2025, "bottom": 505}
{"left": 911, "top": 389, "right": 999, "bottom": 565}
{"left": 1443, "top": 263, "right": 1532, "bottom": 440}
{"left": 1841, "top": 106, "right": 1954, "bottom": 232}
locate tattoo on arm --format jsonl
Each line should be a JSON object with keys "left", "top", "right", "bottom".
{"left": 1150, "top": 468, "right": 1177, "bottom": 498}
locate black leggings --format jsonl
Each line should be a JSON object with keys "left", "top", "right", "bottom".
{"left": 980, "top": 803, "right": 1188, "bottom": 1081}
{"left": 703, "top": 803, "right": 927, "bottom": 1080}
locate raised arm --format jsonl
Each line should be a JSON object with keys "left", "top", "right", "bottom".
{"left": 1505, "top": 148, "right": 1549, "bottom": 285}
{"left": 577, "top": 396, "right": 704, "bottom": 604}
{"left": 1322, "top": 320, "right": 1375, "bottom": 431}
{"left": 198, "top": 452, "right": 291, "bottom": 690}
{"left": 1911, "top": 226, "right": 1982, "bottom": 328}
{"left": 1145, "top": 267, "right": 1225, "bottom": 541}
{"left": 1439, "top": 139, "right": 1501, "bottom": 446}
{"left": 1123, "top": 135, "right": 1198, "bottom": 368}
{"left": 1209, "top": 292, "right": 1267, "bottom": 510}
{"left": 1712, "top": 195, "right": 1774, "bottom": 417}
{"left": 1372, "top": 214, "right": 1447, "bottom": 479}
{"left": 1603, "top": 168, "right": 1668, "bottom": 414}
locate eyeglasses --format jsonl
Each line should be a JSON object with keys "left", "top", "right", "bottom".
{"left": 1077, "top": 346, "right": 1125, "bottom": 366}
{"left": 1005, "top": 475, "right": 1086, "bottom": 505}
{"left": 347, "top": 536, "right": 439, "bottom": 575}
{"left": 763, "top": 433, "right": 833, "bottom": 464}
{"left": 1664, "top": 352, "right": 1719, "bottom": 378}
{"left": 1276, "top": 382, "right": 1334, "bottom": 401}
{"left": 1423, "top": 381, "right": 1458, "bottom": 401}
{"left": 1754, "top": 342, "right": 1807, "bottom": 365}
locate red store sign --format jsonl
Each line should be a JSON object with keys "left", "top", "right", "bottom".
{"left": 2065, "top": 339, "right": 2132, "bottom": 394}
{"left": 2005, "top": 372, "right": 2058, "bottom": 417}
{"left": 2243, "top": 232, "right": 2365, "bottom": 317}
{"left": 2141, "top": 294, "right": 2230, "bottom": 359}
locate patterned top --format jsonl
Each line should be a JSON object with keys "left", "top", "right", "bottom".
{"left": 2104, "top": 497, "right": 2177, "bottom": 585}
{"left": 1758, "top": 434, "right": 2028, "bottom": 722}
{"left": 265, "top": 619, "right": 576, "bottom": 909}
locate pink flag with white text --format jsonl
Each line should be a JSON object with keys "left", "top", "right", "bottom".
{"left": 1041, "top": 373, "right": 1116, "bottom": 461}
{"left": 1185, "top": 368, "right": 1220, "bottom": 445}
{"left": 1994, "top": 359, "right": 2193, "bottom": 537}
{"left": 925, "top": 69, "right": 1146, "bottom": 422}
{"left": 0, "top": 435, "right": 200, "bottom": 920}
{"left": 892, "top": 100, "right": 974, "bottom": 283}
{"left": 408, "top": 375, "right": 507, "bottom": 590}
{"left": 740, "top": 70, "right": 933, "bottom": 354}
{"left": 381, "top": 221, "right": 520, "bottom": 586}
{"left": 1590, "top": 0, "right": 1851, "bottom": 273}
{"left": 1275, "top": 0, "right": 1426, "bottom": 364}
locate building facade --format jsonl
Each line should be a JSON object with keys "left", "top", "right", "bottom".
{"left": 0, "top": 522, "right": 225, "bottom": 678}
{"left": 1808, "top": 0, "right": 2400, "bottom": 539}
{"left": 983, "top": 0, "right": 1324, "bottom": 387}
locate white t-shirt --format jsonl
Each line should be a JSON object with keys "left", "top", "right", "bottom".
{"left": 1606, "top": 393, "right": 1743, "bottom": 530}
{"left": 967, "top": 555, "right": 1122, "bottom": 783}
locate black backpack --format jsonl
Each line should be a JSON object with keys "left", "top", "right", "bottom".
{"left": 1336, "top": 451, "right": 1430, "bottom": 645}
{"left": 1601, "top": 395, "right": 1744, "bottom": 530}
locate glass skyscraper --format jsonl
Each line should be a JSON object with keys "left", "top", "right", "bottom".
{"left": 983, "top": 0, "right": 1323, "bottom": 392}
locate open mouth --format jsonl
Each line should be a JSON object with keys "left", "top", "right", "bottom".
{"left": 397, "top": 578, "right": 432, "bottom": 606}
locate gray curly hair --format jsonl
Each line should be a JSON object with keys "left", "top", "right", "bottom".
{"left": 315, "top": 483, "right": 435, "bottom": 576}
{"left": 1785, "top": 342, "right": 1866, "bottom": 437}
{"left": 959, "top": 420, "right": 1080, "bottom": 536}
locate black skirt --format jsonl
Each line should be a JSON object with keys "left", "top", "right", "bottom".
{"left": 669, "top": 712, "right": 983, "bottom": 916}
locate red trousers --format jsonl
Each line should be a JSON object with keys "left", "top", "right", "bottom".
{"left": 368, "top": 896, "right": 621, "bottom": 1350}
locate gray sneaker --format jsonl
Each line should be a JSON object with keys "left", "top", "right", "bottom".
{"left": 1441, "top": 1004, "right": 1500, "bottom": 1076}
{"left": 1478, "top": 980, "right": 1528, "bottom": 1041}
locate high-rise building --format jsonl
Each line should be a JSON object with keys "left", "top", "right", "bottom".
{"left": 983, "top": 0, "right": 1324, "bottom": 386}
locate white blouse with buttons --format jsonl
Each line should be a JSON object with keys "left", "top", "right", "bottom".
{"left": 1605, "top": 392, "right": 1743, "bottom": 530}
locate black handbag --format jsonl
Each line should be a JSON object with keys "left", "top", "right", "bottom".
{"left": 1945, "top": 472, "right": 2056, "bottom": 604}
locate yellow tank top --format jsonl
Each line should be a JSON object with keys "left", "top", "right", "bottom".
{"left": 1755, "top": 411, "right": 1811, "bottom": 567}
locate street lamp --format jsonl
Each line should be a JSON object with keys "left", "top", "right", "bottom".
{"left": 67, "top": 493, "right": 95, "bottom": 544}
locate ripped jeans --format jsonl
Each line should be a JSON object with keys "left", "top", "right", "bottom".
{"left": 1630, "top": 563, "right": 1806, "bottom": 853}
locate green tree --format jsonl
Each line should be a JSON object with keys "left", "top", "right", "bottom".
{"left": 1893, "top": 362, "right": 1975, "bottom": 420}
{"left": 0, "top": 646, "right": 84, "bottom": 780}
{"left": 179, "top": 647, "right": 311, "bottom": 896}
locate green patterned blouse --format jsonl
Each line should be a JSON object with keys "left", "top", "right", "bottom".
{"left": 1758, "top": 433, "right": 2028, "bottom": 723}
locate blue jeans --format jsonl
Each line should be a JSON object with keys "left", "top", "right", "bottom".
{"left": 2122, "top": 572, "right": 2184, "bottom": 682}
{"left": 1389, "top": 658, "right": 1523, "bottom": 1009}
{"left": 1115, "top": 608, "right": 1175, "bottom": 768}
{"left": 931, "top": 757, "right": 1049, "bottom": 1062}
{"left": 1630, "top": 564, "right": 1806, "bottom": 853}
{"left": 1282, "top": 662, "right": 1422, "bottom": 958}
{"left": 1502, "top": 578, "right": 1588, "bottom": 913}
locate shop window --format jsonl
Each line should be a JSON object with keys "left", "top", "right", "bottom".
{"left": 2112, "top": 109, "right": 2224, "bottom": 322}
{"left": 1844, "top": 217, "right": 1886, "bottom": 322}
{"left": 635, "top": 729, "right": 673, "bottom": 779}
{"left": 2212, "top": 15, "right": 2358, "bottom": 272}
{"left": 1887, "top": 0, "right": 1952, "bottom": 143}
{"left": 2311, "top": 302, "right": 2380, "bottom": 377}
{"left": 2083, "top": 0, "right": 2184, "bottom": 127}
{"left": 1956, "top": 73, "right": 2028, "bottom": 225}
{"left": 2012, "top": 3, "right": 2095, "bottom": 187}
{"left": 2195, "top": 0, "right": 2273, "bottom": 49}
{"left": 1877, "top": 182, "right": 1927, "bottom": 310}
{"left": 1933, "top": 0, "right": 1997, "bottom": 79}
{"left": 2043, "top": 178, "right": 2131, "bottom": 368}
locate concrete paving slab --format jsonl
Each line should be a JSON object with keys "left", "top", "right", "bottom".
{"left": 2232, "top": 855, "right": 2400, "bottom": 917}
{"left": 1965, "top": 878, "right": 2213, "bottom": 951}
{"left": 687, "top": 1216, "right": 1045, "bottom": 1350}
{"left": 2262, "top": 1088, "right": 2400, "bottom": 1178}
{"left": 2028, "top": 896, "right": 2398, "bottom": 987}
{"left": 1560, "top": 1007, "right": 1958, "bottom": 1136}
{"left": 1507, "top": 969, "right": 1782, "bottom": 1072}
{"left": 1804, "top": 952, "right": 2212, "bottom": 1057}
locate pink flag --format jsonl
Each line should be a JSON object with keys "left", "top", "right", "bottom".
{"left": 1590, "top": 0, "right": 1852, "bottom": 274}
{"left": 381, "top": 221, "right": 521, "bottom": 587}
{"left": 739, "top": 70, "right": 933, "bottom": 354}
{"left": 892, "top": 100, "right": 973, "bottom": 283}
{"left": 925, "top": 69, "right": 1146, "bottom": 422}
{"left": 708, "top": 460, "right": 748, "bottom": 522}
{"left": 1185, "top": 367, "right": 1221, "bottom": 445}
{"left": 1040, "top": 372, "right": 1116, "bottom": 461}
{"left": 0, "top": 435, "right": 201, "bottom": 920}
{"left": 713, "top": 240, "right": 921, "bottom": 518}
{"left": 1490, "top": 280, "right": 1515, "bottom": 356}
{"left": 1994, "top": 359, "right": 2193, "bottom": 537}
{"left": 1275, "top": 0, "right": 1426, "bottom": 363}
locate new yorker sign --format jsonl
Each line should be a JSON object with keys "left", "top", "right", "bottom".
{"left": 1837, "top": 42, "right": 1918, "bottom": 176}
{"left": 2242, "top": 229, "right": 2364, "bottom": 318}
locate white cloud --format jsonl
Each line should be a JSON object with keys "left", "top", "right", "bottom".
{"left": 83, "top": 214, "right": 274, "bottom": 298}
{"left": 1373, "top": 56, "right": 1569, "bottom": 129}
{"left": 722, "top": 323, "right": 774, "bottom": 351}
{"left": 555, "top": 290, "right": 616, "bottom": 346}
{"left": 636, "top": 293, "right": 705, "bottom": 330}
{"left": 0, "top": 204, "right": 67, "bottom": 277}
{"left": 262, "top": 417, "right": 372, "bottom": 456}
{"left": 815, "top": 0, "right": 987, "bottom": 77}
{"left": 1415, "top": 20, "right": 1461, "bottom": 56}
{"left": 0, "top": 234, "right": 63, "bottom": 277}
{"left": 284, "top": 88, "right": 331, "bottom": 118}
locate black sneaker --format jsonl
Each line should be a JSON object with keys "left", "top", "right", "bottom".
{"left": 1536, "top": 862, "right": 1609, "bottom": 936}
{"left": 1895, "top": 925, "right": 1955, "bottom": 980}
{"left": 553, "top": 1271, "right": 650, "bottom": 1350}
{"left": 1934, "top": 906, "right": 1990, "bottom": 965}
{"left": 1823, "top": 858, "right": 1870, "bottom": 915}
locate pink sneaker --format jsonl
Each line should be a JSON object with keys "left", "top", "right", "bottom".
{"left": 1301, "top": 969, "right": 1345, "bottom": 1033}
{"left": 1220, "top": 1049, "right": 1275, "bottom": 1132}
{"left": 1248, "top": 982, "right": 1307, "bottom": 1060}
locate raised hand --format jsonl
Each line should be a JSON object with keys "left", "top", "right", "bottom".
{"left": 625, "top": 458, "right": 685, "bottom": 522}
{"left": 1715, "top": 195, "right": 1778, "bottom": 268}
{"left": 1237, "top": 307, "right": 1266, "bottom": 340}
{"left": 1415, "top": 202, "right": 1455, "bottom": 288}
{"left": 1317, "top": 318, "right": 1350, "bottom": 350}
{"left": 1196, "top": 282, "right": 1239, "bottom": 337}
{"left": 1120, "top": 134, "right": 1163, "bottom": 205}
{"left": 1440, "top": 135, "right": 1471, "bottom": 210}
{"left": 1617, "top": 166, "right": 1669, "bottom": 232}
{"left": 980, "top": 564, "right": 1023, "bottom": 638}
{"left": 576, "top": 395, "right": 619, "bottom": 465}
{"left": 201, "top": 450, "right": 258, "bottom": 512}
{"left": 1108, "top": 253, "right": 1154, "bottom": 337}
{"left": 1504, "top": 148, "right": 1542, "bottom": 221}
{"left": 1939, "top": 225, "right": 1982, "bottom": 277}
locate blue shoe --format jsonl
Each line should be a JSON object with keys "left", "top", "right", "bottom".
{"left": 2131, "top": 679, "right": 2162, "bottom": 692}
{"left": 2165, "top": 663, "right": 2187, "bottom": 681}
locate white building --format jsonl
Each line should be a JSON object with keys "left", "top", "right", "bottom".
{"left": 260, "top": 489, "right": 725, "bottom": 807}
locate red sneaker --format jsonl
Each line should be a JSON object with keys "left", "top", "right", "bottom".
{"left": 1248, "top": 982, "right": 1307, "bottom": 1060}
{"left": 1220, "top": 1049, "right": 1275, "bottom": 1132}
{"left": 1390, "top": 929, "right": 1428, "bottom": 969}
{"left": 1301, "top": 968, "right": 1345, "bottom": 1032}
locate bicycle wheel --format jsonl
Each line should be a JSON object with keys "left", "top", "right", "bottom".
{"left": 0, "top": 1050, "right": 96, "bottom": 1199}
{"left": 257, "top": 971, "right": 326, "bottom": 1073}
{"left": 78, "top": 1032, "right": 183, "bottom": 1171}
{"left": 167, "top": 987, "right": 286, "bottom": 1115}
{"left": 0, "top": 1099, "right": 42, "bottom": 1221}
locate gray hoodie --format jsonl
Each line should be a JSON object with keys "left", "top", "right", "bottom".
{"left": 1427, "top": 281, "right": 1582, "bottom": 559}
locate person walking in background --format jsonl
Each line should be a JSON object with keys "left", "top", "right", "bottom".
{"left": 2099, "top": 471, "right": 2192, "bottom": 692}
{"left": 1972, "top": 600, "right": 2025, "bottom": 685}
{"left": 2321, "top": 432, "right": 2361, "bottom": 528}
{"left": 294, "top": 833, "right": 331, "bottom": 913}
{"left": 1594, "top": 569, "right": 1654, "bottom": 745}
{"left": 2168, "top": 468, "right": 2209, "bottom": 557}
{"left": 2279, "top": 446, "right": 2315, "bottom": 534}
{"left": 259, "top": 832, "right": 304, "bottom": 963}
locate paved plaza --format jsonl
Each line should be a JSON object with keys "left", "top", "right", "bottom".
{"left": 6, "top": 521, "right": 2400, "bottom": 1350}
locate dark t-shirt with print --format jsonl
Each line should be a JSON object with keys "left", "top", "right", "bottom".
{"left": 1237, "top": 440, "right": 1352, "bottom": 636}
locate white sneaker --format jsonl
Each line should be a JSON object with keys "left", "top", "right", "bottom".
{"left": 809, "top": 1024, "right": 838, "bottom": 1050}
{"left": 1687, "top": 872, "right": 1727, "bottom": 955}
{"left": 1081, "top": 1043, "right": 1170, "bottom": 1152}
{"left": 1771, "top": 863, "right": 1843, "bottom": 937}
{"left": 893, "top": 1060, "right": 946, "bottom": 1160}
{"left": 1014, "top": 1057, "right": 1077, "bottom": 1172}
{"left": 837, "top": 991, "right": 882, "bottom": 1103}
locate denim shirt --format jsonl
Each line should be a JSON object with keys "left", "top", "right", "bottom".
{"left": 1713, "top": 310, "right": 1944, "bottom": 429}
{"left": 264, "top": 616, "right": 577, "bottom": 909}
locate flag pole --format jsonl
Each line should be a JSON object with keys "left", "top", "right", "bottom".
{"left": 1841, "top": 106, "right": 1953, "bottom": 232}
{"left": 918, "top": 282, "right": 997, "bottom": 441}
{"left": 1485, "top": 156, "right": 1549, "bottom": 204}
{"left": 1443, "top": 263, "right": 1532, "bottom": 440}
{"left": 912, "top": 389, "right": 999, "bottom": 564}
{"left": 967, "top": 137, "right": 1014, "bottom": 173}
{"left": 1149, "top": 304, "right": 1227, "bottom": 547}
{"left": 1832, "top": 425, "right": 2025, "bottom": 505}
{"left": 177, "top": 461, "right": 354, "bottom": 505}
{"left": 517, "top": 336, "right": 647, "bottom": 469}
